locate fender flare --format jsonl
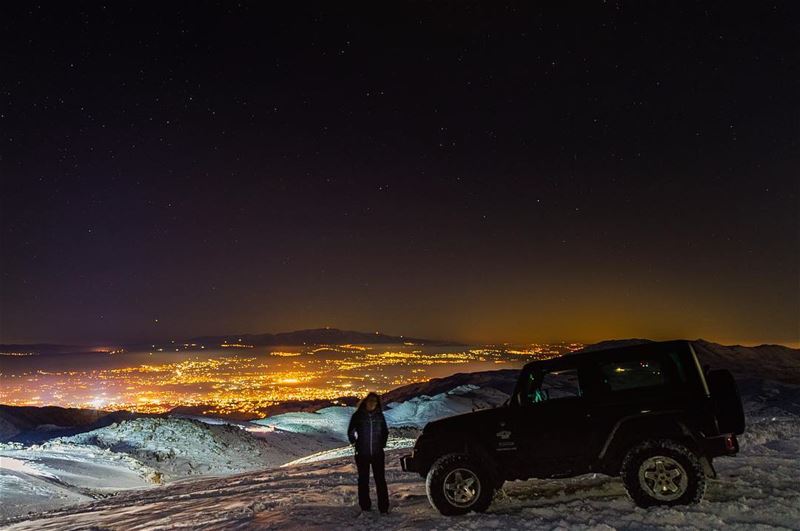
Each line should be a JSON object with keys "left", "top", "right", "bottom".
{"left": 464, "top": 439, "right": 504, "bottom": 487}
{"left": 597, "top": 411, "right": 697, "bottom": 472}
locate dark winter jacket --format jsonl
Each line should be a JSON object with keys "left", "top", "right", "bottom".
{"left": 347, "top": 409, "right": 388, "bottom": 456}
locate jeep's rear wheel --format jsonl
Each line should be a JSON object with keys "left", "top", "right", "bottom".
{"left": 425, "top": 453, "right": 493, "bottom": 515}
{"left": 621, "top": 440, "right": 705, "bottom": 508}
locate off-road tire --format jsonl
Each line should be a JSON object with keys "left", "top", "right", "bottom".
{"left": 621, "top": 439, "right": 706, "bottom": 508}
{"left": 425, "top": 453, "right": 494, "bottom": 515}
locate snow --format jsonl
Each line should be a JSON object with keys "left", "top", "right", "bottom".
{"left": 0, "top": 440, "right": 158, "bottom": 519}
{"left": 0, "top": 456, "right": 59, "bottom": 479}
{"left": 0, "top": 417, "right": 342, "bottom": 520}
{"left": 384, "top": 385, "right": 509, "bottom": 428}
{"left": 0, "top": 384, "right": 505, "bottom": 521}
{"left": 2, "top": 379, "right": 800, "bottom": 529}
{"left": 58, "top": 417, "right": 319, "bottom": 478}
{"left": 253, "top": 405, "right": 356, "bottom": 442}
{"left": 282, "top": 437, "right": 417, "bottom": 467}
{"left": 253, "top": 385, "right": 509, "bottom": 437}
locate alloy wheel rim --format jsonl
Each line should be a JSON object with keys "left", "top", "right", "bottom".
{"left": 638, "top": 455, "right": 688, "bottom": 501}
{"left": 443, "top": 467, "right": 481, "bottom": 507}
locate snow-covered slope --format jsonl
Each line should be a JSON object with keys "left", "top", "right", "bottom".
{"left": 58, "top": 417, "right": 314, "bottom": 479}
{"left": 383, "top": 385, "right": 508, "bottom": 428}
{"left": 0, "top": 385, "right": 506, "bottom": 521}
{"left": 253, "top": 385, "right": 508, "bottom": 436}
{"left": 583, "top": 339, "right": 800, "bottom": 383}
{"left": 691, "top": 339, "right": 800, "bottom": 384}
{"left": 0, "top": 417, "right": 341, "bottom": 520}
{"left": 0, "top": 441, "right": 158, "bottom": 520}
{"left": 252, "top": 405, "right": 356, "bottom": 442}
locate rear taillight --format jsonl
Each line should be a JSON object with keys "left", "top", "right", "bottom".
{"left": 725, "top": 435, "right": 735, "bottom": 451}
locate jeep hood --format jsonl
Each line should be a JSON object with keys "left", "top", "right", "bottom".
{"left": 423, "top": 406, "right": 507, "bottom": 435}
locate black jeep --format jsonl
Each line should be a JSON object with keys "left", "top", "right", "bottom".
{"left": 400, "top": 340, "right": 745, "bottom": 515}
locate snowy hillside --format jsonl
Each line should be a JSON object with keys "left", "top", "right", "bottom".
{"left": 2, "top": 378, "right": 799, "bottom": 530}
{"left": 0, "top": 385, "right": 505, "bottom": 521}
{"left": 0, "top": 418, "right": 339, "bottom": 520}
{"left": 384, "top": 385, "right": 508, "bottom": 428}
{"left": 59, "top": 417, "right": 324, "bottom": 478}
{"left": 253, "top": 385, "right": 508, "bottom": 436}
{"left": 583, "top": 339, "right": 800, "bottom": 383}
{"left": 0, "top": 440, "right": 158, "bottom": 519}
{"left": 252, "top": 405, "right": 355, "bottom": 442}
{"left": 691, "top": 340, "right": 800, "bottom": 384}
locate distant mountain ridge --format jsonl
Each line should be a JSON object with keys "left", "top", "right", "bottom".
{"left": 0, "top": 344, "right": 93, "bottom": 355}
{"left": 186, "top": 328, "right": 455, "bottom": 346}
{"left": 0, "top": 329, "right": 457, "bottom": 354}
{"left": 0, "top": 405, "right": 152, "bottom": 443}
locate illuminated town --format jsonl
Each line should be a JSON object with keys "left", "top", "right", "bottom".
{"left": 0, "top": 343, "right": 582, "bottom": 418}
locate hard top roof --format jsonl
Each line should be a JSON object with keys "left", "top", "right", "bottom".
{"left": 521, "top": 340, "right": 692, "bottom": 372}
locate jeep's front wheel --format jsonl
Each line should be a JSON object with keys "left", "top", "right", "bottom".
{"left": 425, "top": 453, "right": 493, "bottom": 515}
{"left": 621, "top": 440, "right": 705, "bottom": 508}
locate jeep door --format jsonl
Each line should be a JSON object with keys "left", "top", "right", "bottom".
{"left": 509, "top": 367, "right": 592, "bottom": 476}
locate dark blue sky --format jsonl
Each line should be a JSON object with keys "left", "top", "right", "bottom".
{"left": 1, "top": 2, "right": 798, "bottom": 345}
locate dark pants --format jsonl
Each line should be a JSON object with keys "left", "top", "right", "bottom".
{"left": 355, "top": 451, "right": 389, "bottom": 512}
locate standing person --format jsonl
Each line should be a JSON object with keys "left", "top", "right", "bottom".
{"left": 347, "top": 392, "right": 390, "bottom": 513}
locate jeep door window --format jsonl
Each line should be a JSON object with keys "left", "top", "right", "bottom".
{"left": 524, "top": 369, "right": 582, "bottom": 405}
{"left": 600, "top": 359, "right": 666, "bottom": 392}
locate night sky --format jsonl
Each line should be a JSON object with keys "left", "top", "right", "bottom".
{"left": 1, "top": 3, "right": 798, "bottom": 346}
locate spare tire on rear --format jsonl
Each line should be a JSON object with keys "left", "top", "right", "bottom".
{"left": 706, "top": 369, "right": 745, "bottom": 435}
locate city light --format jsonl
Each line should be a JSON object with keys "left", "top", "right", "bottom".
{"left": 0, "top": 343, "right": 581, "bottom": 418}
